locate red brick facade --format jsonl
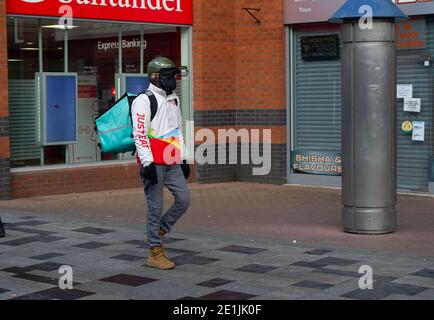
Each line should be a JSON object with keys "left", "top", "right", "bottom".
{"left": 10, "top": 163, "right": 197, "bottom": 199}
{"left": 192, "top": 0, "right": 286, "bottom": 114}
{"left": 193, "top": 0, "right": 287, "bottom": 184}
{"left": 11, "top": 163, "right": 142, "bottom": 199}
{"left": 1, "top": 0, "right": 287, "bottom": 199}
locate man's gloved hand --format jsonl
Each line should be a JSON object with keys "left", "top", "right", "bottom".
{"left": 140, "top": 163, "right": 158, "bottom": 185}
{"left": 180, "top": 161, "right": 190, "bottom": 180}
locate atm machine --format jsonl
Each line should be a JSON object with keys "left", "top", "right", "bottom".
{"left": 115, "top": 73, "right": 150, "bottom": 99}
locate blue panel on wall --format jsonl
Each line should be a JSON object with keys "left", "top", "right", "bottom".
{"left": 45, "top": 75, "right": 77, "bottom": 144}
{"left": 125, "top": 76, "right": 150, "bottom": 95}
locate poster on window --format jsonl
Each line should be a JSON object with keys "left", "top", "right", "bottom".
{"left": 291, "top": 151, "right": 342, "bottom": 176}
{"left": 412, "top": 121, "right": 425, "bottom": 142}
{"left": 396, "top": 17, "right": 426, "bottom": 50}
{"left": 301, "top": 35, "right": 340, "bottom": 61}
{"left": 403, "top": 98, "right": 421, "bottom": 113}
{"left": 70, "top": 75, "right": 101, "bottom": 164}
{"left": 397, "top": 84, "right": 413, "bottom": 99}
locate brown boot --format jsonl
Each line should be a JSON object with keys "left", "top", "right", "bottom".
{"left": 145, "top": 229, "right": 170, "bottom": 259}
{"left": 147, "top": 245, "right": 175, "bottom": 270}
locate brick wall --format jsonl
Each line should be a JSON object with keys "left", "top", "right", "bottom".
{"left": 234, "top": 0, "right": 286, "bottom": 112}
{"left": 0, "top": 0, "right": 11, "bottom": 199}
{"left": 192, "top": 0, "right": 236, "bottom": 112}
{"left": 11, "top": 163, "right": 197, "bottom": 199}
{"left": 11, "top": 163, "right": 142, "bottom": 199}
{"left": 193, "top": 0, "right": 287, "bottom": 184}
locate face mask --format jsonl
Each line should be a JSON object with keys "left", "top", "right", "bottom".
{"left": 158, "top": 75, "right": 177, "bottom": 95}
{"left": 158, "top": 68, "right": 178, "bottom": 94}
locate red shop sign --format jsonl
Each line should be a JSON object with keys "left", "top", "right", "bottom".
{"left": 7, "top": 0, "right": 193, "bottom": 25}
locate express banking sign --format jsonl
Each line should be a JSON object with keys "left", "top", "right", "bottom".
{"left": 7, "top": 0, "right": 193, "bottom": 25}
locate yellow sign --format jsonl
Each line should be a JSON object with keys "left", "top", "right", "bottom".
{"left": 402, "top": 121, "right": 413, "bottom": 133}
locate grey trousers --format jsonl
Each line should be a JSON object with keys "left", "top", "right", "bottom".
{"left": 141, "top": 164, "right": 190, "bottom": 247}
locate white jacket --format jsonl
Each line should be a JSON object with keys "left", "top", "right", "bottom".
{"left": 131, "top": 83, "right": 185, "bottom": 166}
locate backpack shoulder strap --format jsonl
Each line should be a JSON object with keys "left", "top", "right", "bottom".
{"left": 144, "top": 90, "right": 158, "bottom": 122}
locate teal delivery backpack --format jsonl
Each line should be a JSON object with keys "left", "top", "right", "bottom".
{"left": 95, "top": 91, "right": 157, "bottom": 154}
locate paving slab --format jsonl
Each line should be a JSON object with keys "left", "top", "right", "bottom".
{"left": 2, "top": 183, "right": 434, "bottom": 255}
{"left": 0, "top": 197, "right": 433, "bottom": 300}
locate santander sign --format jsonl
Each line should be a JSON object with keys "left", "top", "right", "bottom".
{"left": 58, "top": 0, "right": 183, "bottom": 12}
{"left": 7, "top": 0, "right": 193, "bottom": 25}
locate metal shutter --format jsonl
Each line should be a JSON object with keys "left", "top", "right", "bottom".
{"left": 294, "top": 32, "right": 342, "bottom": 152}
{"left": 294, "top": 24, "right": 433, "bottom": 192}
{"left": 396, "top": 18, "right": 433, "bottom": 192}
{"left": 8, "top": 79, "right": 40, "bottom": 164}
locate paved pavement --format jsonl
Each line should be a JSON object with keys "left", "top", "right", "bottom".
{"left": 1, "top": 210, "right": 434, "bottom": 300}
{"left": 1, "top": 182, "right": 433, "bottom": 300}
{"left": 2, "top": 182, "right": 434, "bottom": 255}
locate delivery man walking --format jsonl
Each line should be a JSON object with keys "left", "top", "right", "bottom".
{"left": 131, "top": 57, "right": 190, "bottom": 270}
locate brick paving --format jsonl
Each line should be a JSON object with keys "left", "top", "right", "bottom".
{"left": 0, "top": 182, "right": 433, "bottom": 300}
{"left": 0, "top": 210, "right": 433, "bottom": 300}
{"left": 1, "top": 182, "right": 434, "bottom": 255}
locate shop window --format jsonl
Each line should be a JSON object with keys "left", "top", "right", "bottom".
{"left": 41, "top": 22, "right": 67, "bottom": 165}
{"left": 7, "top": 16, "right": 189, "bottom": 169}
{"left": 121, "top": 24, "right": 145, "bottom": 74}
{"left": 42, "top": 20, "right": 64, "bottom": 73}
{"left": 7, "top": 17, "right": 41, "bottom": 167}
{"left": 67, "top": 20, "right": 121, "bottom": 163}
